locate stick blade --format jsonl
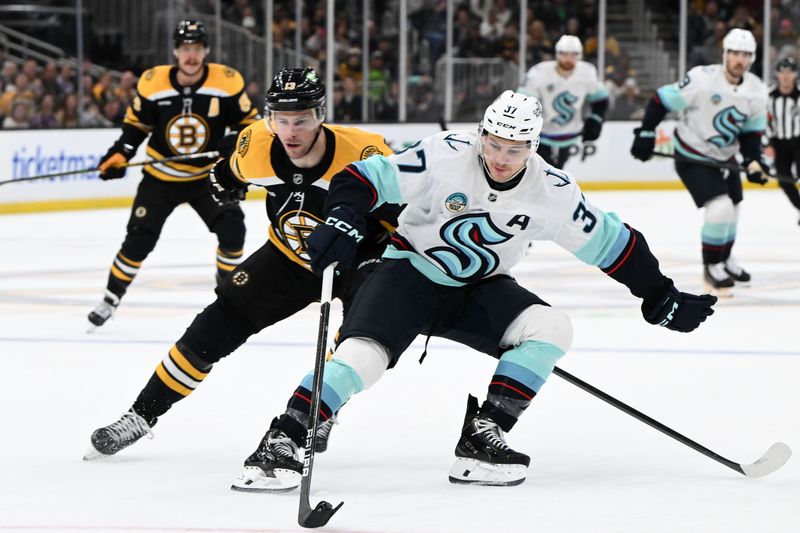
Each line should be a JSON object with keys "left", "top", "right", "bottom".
{"left": 298, "top": 500, "right": 343, "bottom": 529}
{"left": 740, "top": 442, "right": 792, "bottom": 478}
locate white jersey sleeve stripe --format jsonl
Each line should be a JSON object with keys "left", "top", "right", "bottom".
{"left": 573, "top": 211, "right": 627, "bottom": 266}
{"left": 352, "top": 156, "right": 403, "bottom": 206}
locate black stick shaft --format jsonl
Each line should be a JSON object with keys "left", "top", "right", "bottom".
{"left": 552, "top": 366, "right": 744, "bottom": 474}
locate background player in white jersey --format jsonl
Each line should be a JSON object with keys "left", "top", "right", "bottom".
{"left": 630, "top": 28, "right": 769, "bottom": 297}
{"left": 240, "top": 91, "right": 716, "bottom": 491}
{"left": 518, "top": 35, "right": 608, "bottom": 168}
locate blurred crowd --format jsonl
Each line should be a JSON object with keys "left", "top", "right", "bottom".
{"left": 2, "top": 0, "right": 797, "bottom": 129}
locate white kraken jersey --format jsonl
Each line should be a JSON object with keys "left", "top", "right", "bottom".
{"left": 657, "top": 64, "right": 767, "bottom": 162}
{"left": 518, "top": 61, "right": 608, "bottom": 147}
{"left": 351, "top": 130, "right": 629, "bottom": 286}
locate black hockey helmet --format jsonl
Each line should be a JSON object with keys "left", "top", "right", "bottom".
{"left": 776, "top": 56, "right": 797, "bottom": 72}
{"left": 174, "top": 20, "right": 209, "bottom": 48}
{"left": 265, "top": 67, "right": 326, "bottom": 113}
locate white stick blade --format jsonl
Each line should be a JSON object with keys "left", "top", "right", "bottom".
{"left": 741, "top": 442, "right": 792, "bottom": 478}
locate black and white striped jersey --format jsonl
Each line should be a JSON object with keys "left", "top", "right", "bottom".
{"left": 767, "top": 84, "right": 800, "bottom": 140}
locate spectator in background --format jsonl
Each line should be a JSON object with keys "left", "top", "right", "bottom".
{"left": 693, "top": 20, "right": 727, "bottom": 67}
{"left": 480, "top": 8, "right": 505, "bottom": 42}
{"left": 57, "top": 93, "right": 79, "bottom": 128}
{"left": 79, "top": 101, "right": 113, "bottom": 128}
{"left": 336, "top": 76, "right": 362, "bottom": 122}
{"left": 1, "top": 61, "right": 18, "bottom": 87}
{"left": 102, "top": 99, "right": 124, "bottom": 126}
{"left": 367, "top": 51, "right": 388, "bottom": 103}
{"left": 92, "top": 72, "right": 113, "bottom": 106}
{"left": 22, "top": 59, "right": 39, "bottom": 81}
{"left": 458, "top": 23, "right": 494, "bottom": 58}
{"left": 115, "top": 70, "right": 137, "bottom": 106}
{"left": 497, "top": 23, "right": 520, "bottom": 63}
{"left": 41, "top": 62, "right": 60, "bottom": 96}
{"left": 375, "top": 79, "right": 399, "bottom": 121}
{"left": 338, "top": 47, "right": 363, "bottom": 85}
{"left": 29, "top": 93, "right": 59, "bottom": 128}
{"left": 526, "top": 19, "right": 553, "bottom": 66}
{"left": 3, "top": 98, "right": 33, "bottom": 129}
{"left": 57, "top": 64, "right": 76, "bottom": 95}
{"left": 610, "top": 77, "right": 643, "bottom": 120}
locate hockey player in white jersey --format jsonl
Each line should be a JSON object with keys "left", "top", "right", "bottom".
{"left": 518, "top": 35, "right": 608, "bottom": 168}
{"left": 235, "top": 90, "right": 716, "bottom": 491}
{"left": 631, "top": 28, "right": 769, "bottom": 296}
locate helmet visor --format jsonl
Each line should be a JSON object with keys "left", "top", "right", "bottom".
{"left": 267, "top": 108, "right": 325, "bottom": 135}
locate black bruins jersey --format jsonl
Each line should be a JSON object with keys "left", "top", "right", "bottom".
{"left": 228, "top": 122, "right": 401, "bottom": 269}
{"left": 122, "top": 63, "right": 259, "bottom": 182}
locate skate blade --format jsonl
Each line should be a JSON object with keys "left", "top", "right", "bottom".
{"left": 230, "top": 466, "right": 300, "bottom": 493}
{"left": 83, "top": 445, "right": 109, "bottom": 461}
{"left": 703, "top": 282, "right": 733, "bottom": 298}
{"left": 447, "top": 457, "right": 527, "bottom": 486}
{"left": 86, "top": 323, "right": 98, "bottom": 334}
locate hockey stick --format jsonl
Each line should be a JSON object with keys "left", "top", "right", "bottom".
{"left": 553, "top": 366, "right": 791, "bottom": 478}
{"left": 0, "top": 150, "right": 220, "bottom": 187}
{"left": 652, "top": 152, "right": 797, "bottom": 185}
{"left": 298, "top": 262, "right": 343, "bottom": 528}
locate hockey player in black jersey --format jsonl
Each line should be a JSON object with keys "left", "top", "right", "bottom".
{"left": 84, "top": 69, "right": 402, "bottom": 491}
{"left": 87, "top": 20, "right": 260, "bottom": 331}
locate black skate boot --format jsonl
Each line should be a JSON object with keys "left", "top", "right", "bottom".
{"left": 448, "top": 395, "right": 530, "bottom": 486}
{"left": 724, "top": 257, "right": 751, "bottom": 284}
{"left": 84, "top": 410, "right": 154, "bottom": 460}
{"left": 87, "top": 292, "right": 120, "bottom": 332}
{"left": 231, "top": 426, "right": 303, "bottom": 493}
{"left": 703, "top": 262, "right": 734, "bottom": 297}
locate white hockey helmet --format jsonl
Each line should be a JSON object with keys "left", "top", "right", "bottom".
{"left": 555, "top": 35, "right": 583, "bottom": 59}
{"left": 723, "top": 28, "right": 756, "bottom": 56}
{"left": 480, "top": 90, "right": 543, "bottom": 147}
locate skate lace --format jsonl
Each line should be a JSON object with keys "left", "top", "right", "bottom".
{"left": 316, "top": 416, "right": 336, "bottom": 441}
{"left": 707, "top": 262, "right": 731, "bottom": 281}
{"left": 107, "top": 412, "right": 153, "bottom": 444}
{"left": 471, "top": 417, "right": 509, "bottom": 451}
{"left": 267, "top": 432, "right": 299, "bottom": 461}
{"left": 725, "top": 257, "right": 743, "bottom": 276}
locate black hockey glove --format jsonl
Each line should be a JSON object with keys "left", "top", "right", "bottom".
{"left": 630, "top": 127, "right": 656, "bottom": 161}
{"left": 307, "top": 205, "right": 366, "bottom": 275}
{"left": 582, "top": 115, "right": 603, "bottom": 141}
{"left": 97, "top": 142, "right": 136, "bottom": 180}
{"left": 208, "top": 159, "right": 247, "bottom": 206}
{"left": 641, "top": 283, "right": 717, "bottom": 333}
{"left": 744, "top": 157, "right": 770, "bottom": 185}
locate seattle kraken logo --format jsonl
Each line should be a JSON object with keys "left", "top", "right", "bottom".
{"left": 708, "top": 106, "right": 747, "bottom": 147}
{"left": 426, "top": 213, "right": 512, "bottom": 282}
{"left": 552, "top": 91, "right": 578, "bottom": 125}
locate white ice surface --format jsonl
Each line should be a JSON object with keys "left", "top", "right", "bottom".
{"left": 0, "top": 190, "right": 798, "bottom": 533}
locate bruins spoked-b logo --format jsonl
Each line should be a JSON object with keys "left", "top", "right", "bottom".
{"left": 280, "top": 210, "right": 324, "bottom": 262}
{"left": 166, "top": 113, "right": 209, "bottom": 155}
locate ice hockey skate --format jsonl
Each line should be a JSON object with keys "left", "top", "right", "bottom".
{"left": 313, "top": 415, "right": 336, "bottom": 453}
{"left": 703, "top": 262, "right": 734, "bottom": 297}
{"left": 84, "top": 410, "right": 153, "bottom": 460}
{"left": 231, "top": 428, "right": 303, "bottom": 493}
{"left": 87, "top": 292, "right": 120, "bottom": 332}
{"left": 724, "top": 256, "right": 751, "bottom": 285}
{"left": 448, "top": 396, "right": 530, "bottom": 486}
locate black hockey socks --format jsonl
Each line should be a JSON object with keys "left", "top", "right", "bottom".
{"left": 131, "top": 341, "right": 212, "bottom": 425}
{"left": 481, "top": 340, "right": 565, "bottom": 432}
{"left": 216, "top": 247, "right": 244, "bottom": 281}
{"left": 106, "top": 251, "right": 141, "bottom": 299}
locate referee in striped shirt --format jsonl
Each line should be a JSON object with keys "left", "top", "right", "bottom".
{"left": 767, "top": 56, "right": 800, "bottom": 224}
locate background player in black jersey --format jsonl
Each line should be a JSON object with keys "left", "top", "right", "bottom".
{"left": 87, "top": 20, "right": 260, "bottom": 331}
{"left": 84, "top": 70, "right": 402, "bottom": 487}
{"left": 767, "top": 57, "right": 800, "bottom": 224}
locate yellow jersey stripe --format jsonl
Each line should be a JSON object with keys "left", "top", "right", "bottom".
{"left": 155, "top": 363, "right": 193, "bottom": 396}
{"left": 168, "top": 345, "right": 209, "bottom": 381}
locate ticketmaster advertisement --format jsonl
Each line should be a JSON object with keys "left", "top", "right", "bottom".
{"left": 0, "top": 121, "right": 680, "bottom": 213}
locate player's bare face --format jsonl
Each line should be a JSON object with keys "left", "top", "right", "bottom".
{"left": 270, "top": 110, "right": 322, "bottom": 159}
{"left": 556, "top": 52, "right": 578, "bottom": 72}
{"left": 480, "top": 133, "right": 531, "bottom": 183}
{"left": 777, "top": 69, "right": 797, "bottom": 90}
{"left": 175, "top": 43, "right": 207, "bottom": 79}
{"left": 725, "top": 50, "right": 752, "bottom": 81}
